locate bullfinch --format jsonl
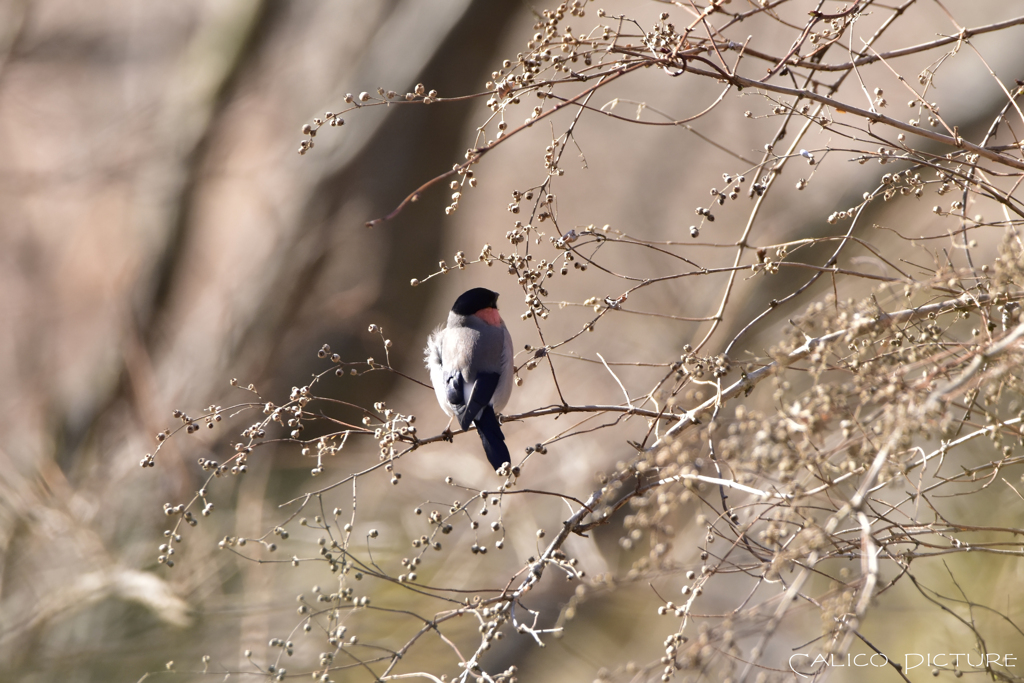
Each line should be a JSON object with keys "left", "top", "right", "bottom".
{"left": 425, "top": 287, "right": 514, "bottom": 471}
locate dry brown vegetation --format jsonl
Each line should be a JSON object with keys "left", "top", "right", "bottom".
{"left": 2, "top": 1, "right": 1024, "bottom": 682}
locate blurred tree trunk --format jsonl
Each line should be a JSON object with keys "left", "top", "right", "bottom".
{"left": 0, "top": 1, "right": 524, "bottom": 679}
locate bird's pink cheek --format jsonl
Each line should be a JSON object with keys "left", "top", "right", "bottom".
{"left": 475, "top": 308, "right": 502, "bottom": 326}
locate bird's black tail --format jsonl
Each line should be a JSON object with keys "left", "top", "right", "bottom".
{"left": 474, "top": 405, "right": 510, "bottom": 471}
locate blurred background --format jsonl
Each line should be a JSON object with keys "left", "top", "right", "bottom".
{"left": 1, "top": 1, "right": 1022, "bottom": 681}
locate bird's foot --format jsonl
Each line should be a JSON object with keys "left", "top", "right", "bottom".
{"left": 441, "top": 428, "right": 454, "bottom": 443}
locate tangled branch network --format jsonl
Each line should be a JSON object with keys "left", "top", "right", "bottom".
{"left": 144, "top": 2, "right": 1024, "bottom": 682}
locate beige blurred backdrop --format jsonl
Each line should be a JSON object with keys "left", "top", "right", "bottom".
{"left": 1, "top": 1, "right": 1022, "bottom": 681}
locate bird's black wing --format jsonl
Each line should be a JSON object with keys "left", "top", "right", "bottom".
{"left": 460, "top": 371, "right": 500, "bottom": 431}
{"left": 444, "top": 369, "right": 464, "bottom": 408}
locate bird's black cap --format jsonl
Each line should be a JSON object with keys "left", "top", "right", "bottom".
{"left": 451, "top": 288, "right": 499, "bottom": 316}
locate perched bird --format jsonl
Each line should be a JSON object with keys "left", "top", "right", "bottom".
{"left": 425, "top": 288, "right": 514, "bottom": 471}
